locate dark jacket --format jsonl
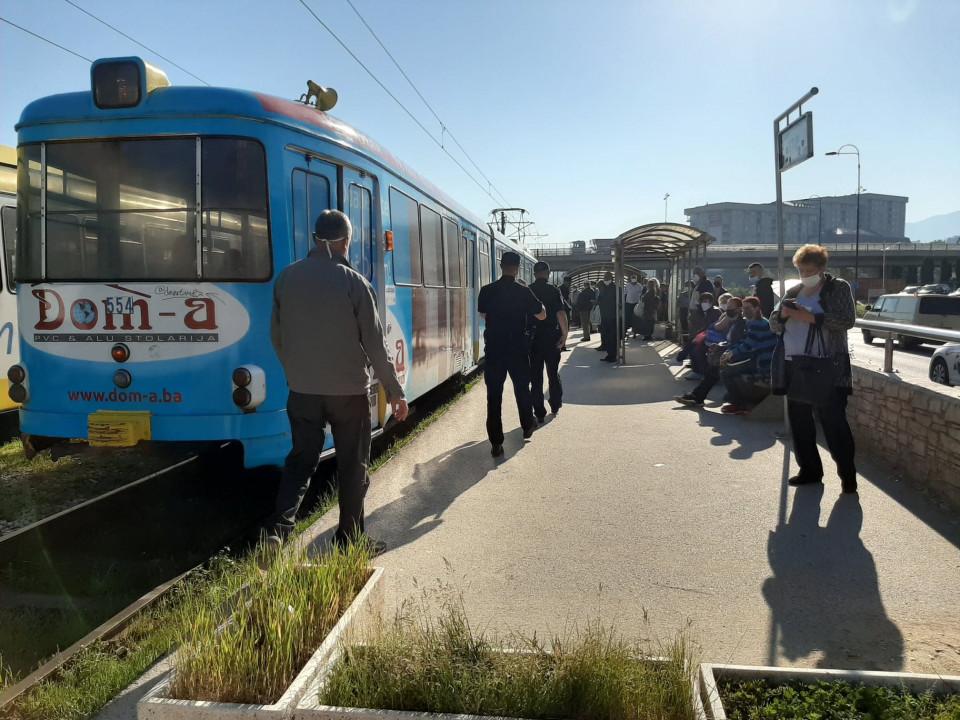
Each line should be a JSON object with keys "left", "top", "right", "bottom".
{"left": 769, "top": 273, "right": 856, "bottom": 393}
{"left": 754, "top": 277, "right": 776, "bottom": 318}
{"left": 575, "top": 287, "right": 596, "bottom": 312}
{"left": 729, "top": 317, "right": 778, "bottom": 375}
{"left": 690, "top": 306, "right": 720, "bottom": 335}
{"left": 597, "top": 282, "right": 617, "bottom": 317}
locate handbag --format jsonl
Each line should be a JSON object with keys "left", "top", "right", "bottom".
{"left": 786, "top": 324, "right": 838, "bottom": 406}
{"left": 590, "top": 305, "right": 602, "bottom": 327}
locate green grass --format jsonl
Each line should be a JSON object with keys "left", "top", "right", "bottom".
{"left": 1, "top": 374, "right": 479, "bottom": 718}
{"left": 718, "top": 678, "right": 960, "bottom": 720}
{"left": 169, "top": 542, "right": 370, "bottom": 705}
{"left": 321, "top": 592, "right": 696, "bottom": 720}
{"left": 0, "top": 439, "right": 184, "bottom": 537}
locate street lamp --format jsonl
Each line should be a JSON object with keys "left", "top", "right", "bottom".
{"left": 825, "top": 144, "right": 861, "bottom": 296}
{"left": 664, "top": 193, "right": 670, "bottom": 223}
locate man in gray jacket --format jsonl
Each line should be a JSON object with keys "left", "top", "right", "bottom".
{"left": 268, "top": 209, "right": 408, "bottom": 553}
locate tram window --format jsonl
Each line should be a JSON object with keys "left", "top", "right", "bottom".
{"left": 443, "top": 218, "right": 461, "bottom": 287}
{"left": 292, "top": 170, "right": 332, "bottom": 261}
{"left": 1, "top": 206, "right": 15, "bottom": 292}
{"left": 389, "top": 188, "right": 421, "bottom": 285}
{"left": 420, "top": 205, "right": 443, "bottom": 288}
{"left": 202, "top": 139, "right": 270, "bottom": 280}
{"left": 15, "top": 145, "right": 41, "bottom": 281}
{"left": 43, "top": 139, "right": 196, "bottom": 280}
{"left": 478, "top": 236, "right": 490, "bottom": 287}
{"left": 347, "top": 184, "right": 373, "bottom": 279}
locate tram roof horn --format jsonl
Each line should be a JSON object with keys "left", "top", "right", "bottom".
{"left": 301, "top": 81, "right": 338, "bottom": 111}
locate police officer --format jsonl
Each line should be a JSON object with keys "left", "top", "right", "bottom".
{"left": 529, "top": 261, "right": 568, "bottom": 421}
{"left": 478, "top": 251, "right": 546, "bottom": 457}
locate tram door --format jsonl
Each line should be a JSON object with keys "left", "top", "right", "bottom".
{"left": 462, "top": 227, "right": 477, "bottom": 370}
{"left": 291, "top": 161, "right": 338, "bottom": 261}
{"left": 342, "top": 168, "right": 381, "bottom": 427}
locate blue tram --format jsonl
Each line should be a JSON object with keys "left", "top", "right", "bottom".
{"left": 10, "top": 57, "right": 535, "bottom": 467}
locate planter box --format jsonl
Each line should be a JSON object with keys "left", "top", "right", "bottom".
{"left": 138, "top": 567, "right": 385, "bottom": 720}
{"left": 698, "top": 663, "right": 960, "bottom": 720}
{"left": 294, "top": 651, "right": 707, "bottom": 720}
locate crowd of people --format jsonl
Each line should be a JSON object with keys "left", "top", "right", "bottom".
{"left": 264, "top": 218, "right": 859, "bottom": 560}
{"left": 673, "top": 245, "right": 858, "bottom": 494}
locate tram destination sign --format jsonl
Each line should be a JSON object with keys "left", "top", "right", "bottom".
{"left": 778, "top": 111, "right": 814, "bottom": 172}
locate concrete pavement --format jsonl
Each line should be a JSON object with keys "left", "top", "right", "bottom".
{"left": 302, "top": 331, "right": 960, "bottom": 675}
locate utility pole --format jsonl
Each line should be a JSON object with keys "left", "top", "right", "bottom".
{"left": 664, "top": 193, "right": 670, "bottom": 223}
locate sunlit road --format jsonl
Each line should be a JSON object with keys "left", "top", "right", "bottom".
{"left": 849, "top": 333, "right": 953, "bottom": 388}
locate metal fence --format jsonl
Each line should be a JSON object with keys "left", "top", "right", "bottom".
{"left": 854, "top": 319, "right": 960, "bottom": 373}
{"left": 531, "top": 242, "right": 960, "bottom": 257}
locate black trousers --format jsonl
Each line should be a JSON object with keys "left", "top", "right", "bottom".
{"left": 787, "top": 389, "right": 857, "bottom": 484}
{"left": 530, "top": 342, "right": 562, "bottom": 417}
{"left": 625, "top": 303, "right": 637, "bottom": 335}
{"left": 691, "top": 365, "right": 720, "bottom": 402}
{"left": 600, "top": 312, "right": 617, "bottom": 356}
{"left": 273, "top": 391, "right": 371, "bottom": 543}
{"left": 722, "top": 370, "right": 770, "bottom": 408}
{"left": 485, "top": 351, "right": 534, "bottom": 446}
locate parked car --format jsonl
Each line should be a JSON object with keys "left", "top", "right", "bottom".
{"left": 917, "top": 283, "right": 953, "bottom": 295}
{"left": 929, "top": 344, "right": 960, "bottom": 386}
{"left": 861, "top": 293, "right": 960, "bottom": 348}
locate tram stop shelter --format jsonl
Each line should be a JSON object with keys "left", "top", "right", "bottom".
{"left": 610, "top": 223, "right": 715, "bottom": 364}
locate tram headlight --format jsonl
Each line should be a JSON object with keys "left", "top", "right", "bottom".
{"left": 113, "top": 369, "right": 133, "bottom": 389}
{"left": 7, "top": 365, "right": 25, "bottom": 384}
{"left": 111, "top": 343, "right": 131, "bottom": 363}
{"left": 231, "top": 365, "right": 266, "bottom": 411}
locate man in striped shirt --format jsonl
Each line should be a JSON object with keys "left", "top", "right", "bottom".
{"left": 719, "top": 296, "right": 778, "bottom": 414}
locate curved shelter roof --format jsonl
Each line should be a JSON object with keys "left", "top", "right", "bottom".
{"left": 565, "top": 262, "right": 646, "bottom": 286}
{"left": 613, "top": 223, "right": 714, "bottom": 260}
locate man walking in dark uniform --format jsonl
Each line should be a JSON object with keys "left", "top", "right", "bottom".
{"left": 529, "top": 261, "right": 568, "bottom": 422}
{"left": 478, "top": 251, "right": 546, "bottom": 457}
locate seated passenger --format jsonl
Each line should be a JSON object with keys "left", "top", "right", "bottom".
{"left": 717, "top": 296, "right": 777, "bottom": 414}
{"left": 679, "top": 292, "right": 721, "bottom": 378}
{"left": 676, "top": 297, "right": 745, "bottom": 406}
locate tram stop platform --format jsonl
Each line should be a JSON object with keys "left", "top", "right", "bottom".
{"left": 301, "top": 331, "right": 960, "bottom": 675}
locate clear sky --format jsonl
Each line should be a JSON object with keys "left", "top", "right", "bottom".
{"left": 1, "top": 0, "right": 958, "bottom": 244}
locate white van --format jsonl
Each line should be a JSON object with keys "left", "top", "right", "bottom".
{"left": 862, "top": 293, "right": 960, "bottom": 347}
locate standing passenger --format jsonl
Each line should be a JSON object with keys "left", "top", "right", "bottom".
{"left": 529, "top": 262, "right": 568, "bottom": 421}
{"left": 636, "top": 278, "right": 662, "bottom": 341}
{"left": 598, "top": 271, "right": 618, "bottom": 362}
{"left": 576, "top": 281, "right": 597, "bottom": 341}
{"left": 624, "top": 275, "right": 643, "bottom": 338}
{"left": 478, "top": 251, "right": 546, "bottom": 457}
{"left": 559, "top": 276, "right": 573, "bottom": 349}
{"left": 748, "top": 262, "right": 776, "bottom": 319}
{"left": 267, "top": 210, "right": 408, "bottom": 555}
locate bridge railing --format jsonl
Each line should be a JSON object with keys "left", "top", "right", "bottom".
{"left": 855, "top": 319, "right": 960, "bottom": 374}
{"left": 532, "top": 242, "right": 960, "bottom": 257}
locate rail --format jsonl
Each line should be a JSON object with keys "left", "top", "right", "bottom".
{"left": 530, "top": 242, "right": 960, "bottom": 257}
{"left": 854, "top": 319, "right": 960, "bottom": 373}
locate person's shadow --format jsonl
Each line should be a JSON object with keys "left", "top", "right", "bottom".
{"left": 763, "top": 486, "right": 904, "bottom": 670}
{"left": 360, "top": 435, "right": 513, "bottom": 554}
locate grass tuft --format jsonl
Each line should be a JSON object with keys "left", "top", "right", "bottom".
{"left": 321, "top": 590, "right": 696, "bottom": 720}
{"left": 168, "top": 541, "right": 371, "bottom": 706}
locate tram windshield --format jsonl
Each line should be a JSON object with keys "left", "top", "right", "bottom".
{"left": 16, "top": 137, "right": 270, "bottom": 282}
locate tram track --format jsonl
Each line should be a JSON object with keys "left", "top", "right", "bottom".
{"left": 0, "top": 372, "right": 477, "bottom": 714}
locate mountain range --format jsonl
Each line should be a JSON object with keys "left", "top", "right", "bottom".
{"left": 906, "top": 210, "right": 960, "bottom": 242}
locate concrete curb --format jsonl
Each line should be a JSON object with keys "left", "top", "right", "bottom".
{"left": 137, "top": 567, "right": 385, "bottom": 720}
{"left": 698, "top": 663, "right": 960, "bottom": 719}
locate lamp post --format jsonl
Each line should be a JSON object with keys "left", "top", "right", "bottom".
{"left": 826, "top": 144, "right": 861, "bottom": 297}
{"left": 664, "top": 193, "right": 670, "bottom": 223}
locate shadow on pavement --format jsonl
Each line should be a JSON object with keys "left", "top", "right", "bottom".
{"left": 694, "top": 409, "right": 778, "bottom": 460}
{"left": 363, "top": 436, "right": 509, "bottom": 554}
{"left": 560, "top": 342, "right": 680, "bottom": 406}
{"left": 763, "top": 483, "right": 905, "bottom": 671}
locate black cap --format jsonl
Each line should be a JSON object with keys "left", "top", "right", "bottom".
{"left": 533, "top": 261, "right": 550, "bottom": 273}
{"left": 314, "top": 209, "right": 352, "bottom": 241}
{"left": 500, "top": 251, "right": 521, "bottom": 267}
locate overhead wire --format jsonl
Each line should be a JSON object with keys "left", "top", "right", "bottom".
{"left": 342, "top": 0, "right": 510, "bottom": 207}
{"left": 295, "top": 0, "right": 504, "bottom": 209}
{"left": 61, "top": 0, "right": 210, "bottom": 85}
{"left": 0, "top": 16, "right": 93, "bottom": 63}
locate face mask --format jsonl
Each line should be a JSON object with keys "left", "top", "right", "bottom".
{"left": 701, "top": 302, "right": 712, "bottom": 311}
{"left": 800, "top": 273, "right": 822, "bottom": 288}
{"left": 719, "top": 302, "right": 728, "bottom": 311}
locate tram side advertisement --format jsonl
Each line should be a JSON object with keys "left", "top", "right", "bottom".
{"left": 22, "top": 283, "right": 250, "bottom": 366}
